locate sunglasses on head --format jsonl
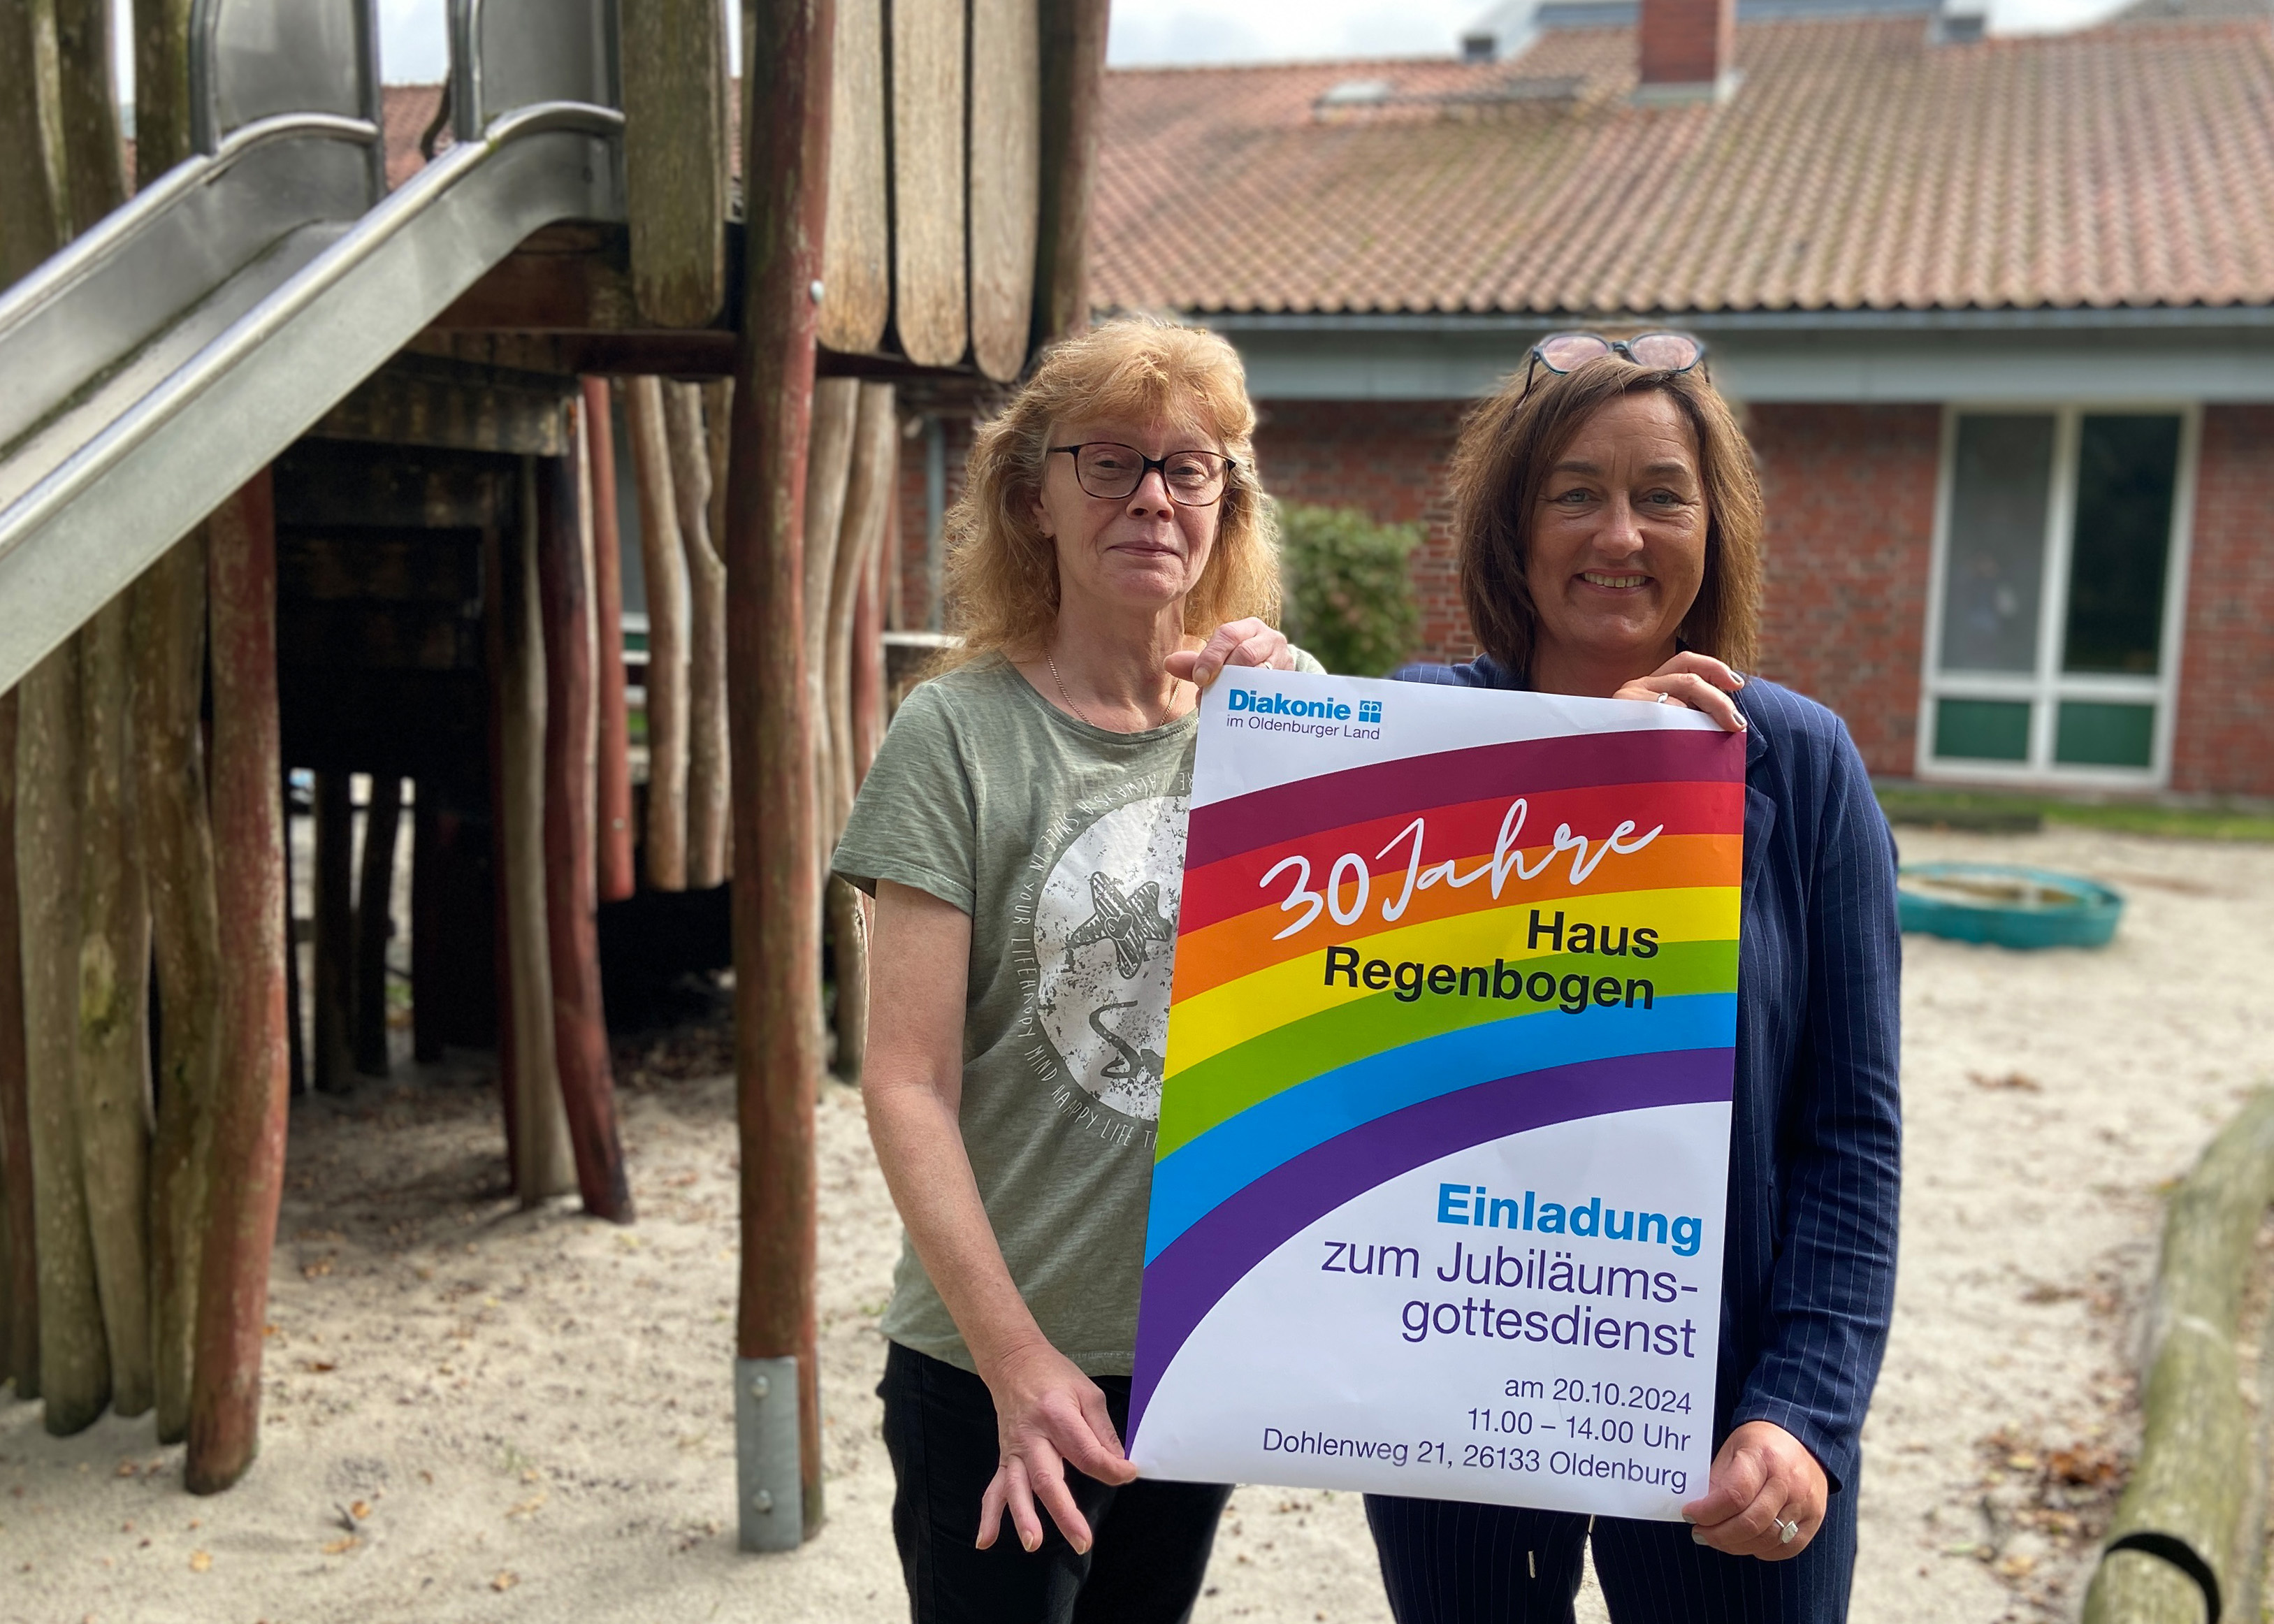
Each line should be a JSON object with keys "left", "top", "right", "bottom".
{"left": 1521, "top": 330, "right": 1709, "bottom": 399}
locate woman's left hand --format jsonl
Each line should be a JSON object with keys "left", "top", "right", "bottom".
{"left": 1614, "top": 651, "right": 1747, "bottom": 733}
{"left": 1681, "top": 1421, "right": 1828, "bottom": 1560}
{"left": 1165, "top": 618, "right": 1294, "bottom": 687}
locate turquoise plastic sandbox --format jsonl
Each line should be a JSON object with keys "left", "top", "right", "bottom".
{"left": 1896, "top": 863, "right": 2124, "bottom": 950}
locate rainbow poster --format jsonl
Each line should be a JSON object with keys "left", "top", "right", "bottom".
{"left": 1128, "top": 670, "right": 1744, "bottom": 1520}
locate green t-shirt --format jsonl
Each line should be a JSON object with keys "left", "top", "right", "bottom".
{"left": 832, "top": 650, "right": 1321, "bottom": 1375}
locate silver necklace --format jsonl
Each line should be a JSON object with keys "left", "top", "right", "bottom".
{"left": 1048, "top": 651, "right": 1189, "bottom": 733}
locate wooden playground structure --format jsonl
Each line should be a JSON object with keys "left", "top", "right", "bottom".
{"left": 0, "top": 0, "right": 1105, "bottom": 1553}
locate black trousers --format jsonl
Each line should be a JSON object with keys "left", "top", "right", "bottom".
{"left": 1364, "top": 1486, "right": 1857, "bottom": 1624}
{"left": 878, "top": 1341, "right": 1233, "bottom": 1624}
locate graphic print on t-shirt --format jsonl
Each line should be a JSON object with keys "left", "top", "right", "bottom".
{"left": 1029, "top": 792, "right": 1186, "bottom": 1124}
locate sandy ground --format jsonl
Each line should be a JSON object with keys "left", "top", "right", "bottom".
{"left": 3, "top": 823, "right": 2271, "bottom": 1623}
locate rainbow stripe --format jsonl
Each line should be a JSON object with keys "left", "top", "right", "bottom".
{"left": 1131, "top": 723, "right": 1746, "bottom": 1433}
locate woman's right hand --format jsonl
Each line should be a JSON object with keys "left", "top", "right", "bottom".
{"left": 975, "top": 1335, "right": 1138, "bottom": 1555}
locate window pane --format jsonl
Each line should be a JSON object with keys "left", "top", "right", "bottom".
{"left": 1935, "top": 698, "right": 2032, "bottom": 762}
{"left": 2062, "top": 414, "right": 2180, "bottom": 675}
{"left": 1939, "top": 415, "right": 2054, "bottom": 673}
{"left": 2055, "top": 701, "right": 2155, "bottom": 768}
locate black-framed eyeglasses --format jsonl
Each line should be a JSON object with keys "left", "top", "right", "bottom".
{"left": 1049, "top": 442, "right": 1236, "bottom": 506}
{"left": 1521, "top": 330, "right": 1708, "bottom": 399}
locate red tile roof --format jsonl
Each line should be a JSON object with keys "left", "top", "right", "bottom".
{"left": 1090, "top": 15, "right": 2274, "bottom": 316}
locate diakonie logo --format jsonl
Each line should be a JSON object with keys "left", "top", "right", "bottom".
{"left": 1226, "top": 688, "right": 1385, "bottom": 723}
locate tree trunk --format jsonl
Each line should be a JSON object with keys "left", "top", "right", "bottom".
{"left": 133, "top": 528, "right": 220, "bottom": 1443}
{"left": 0, "top": 691, "right": 36, "bottom": 1400}
{"left": 73, "top": 595, "right": 152, "bottom": 1423}
{"left": 310, "top": 773, "right": 354, "bottom": 1094}
{"left": 582, "top": 381, "right": 636, "bottom": 905}
{"left": 18, "top": 641, "right": 108, "bottom": 1435}
{"left": 623, "top": 378, "right": 690, "bottom": 890}
{"left": 727, "top": 0, "right": 836, "bottom": 1541}
{"left": 536, "top": 454, "right": 633, "bottom": 1222}
{"left": 704, "top": 381, "right": 734, "bottom": 879}
{"left": 352, "top": 775, "right": 402, "bottom": 1078}
{"left": 665, "top": 382, "right": 730, "bottom": 887}
{"left": 851, "top": 525, "right": 887, "bottom": 785}
{"left": 189, "top": 471, "right": 290, "bottom": 1495}
{"left": 498, "top": 461, "right": 576, "bottom": 1204}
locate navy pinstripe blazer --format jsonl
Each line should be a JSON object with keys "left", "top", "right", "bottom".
{"left": 1393, "top": 658, "right": 1903, "bottom": 1495}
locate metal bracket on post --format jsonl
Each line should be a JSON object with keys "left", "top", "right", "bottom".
{"left": 736, "top": 1356, "right": 804, "bottom": 1552}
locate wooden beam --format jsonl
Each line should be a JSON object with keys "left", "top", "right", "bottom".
{"left": 727, "top": 0, "right": 834, "bottom": 1545}
{"left": 1032, "top": 0, "right": 1109, "bottom": 349}
{"left": 664, "top": 382, "right": 730, "bottom": 888}
{"left": 582, "top": 380, "right": 637, "bottom": 904}
{"left": 536, "top": 453, "right": 633, "bottom": 1222}
{"left": 189, "top": 470, "right": 291, "bottom": 1494}
{"left": 818, "top": 0, "right": 887, "bottom": 354}
{"left": 622, "top": 0, "right": 731, "bottom": 328}
{"left": 352, "top": 776, "right": 402, "bottom": 1078}
{"left": 0, "top": 690, "right": 37, "bottom": 1400}
{"left": 623, "top": 378, "right": 690, "bottom": 890}
{"left": 15, "top": 637, "right": 106, "bottom": 1435}
{"left": 890, "top": 0, "right": 967, "bottom": 367}
{"left": 802, "top": 378, "right": 859, "bottom": 885}
{"left": 968, "top": 0, "right": 1039, "bottom": 382}
{"left": 308, "top": 355, "right": 574, "bottom": 458}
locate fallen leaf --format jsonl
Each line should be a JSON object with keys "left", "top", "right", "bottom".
{"left": 491, "top": 1571, "right": 519, "bottom": 1592}
{"left": 302, "top": 1361, "right": 337, "bottom": 1375}
{"left": 349, "top": 1500, "right": 371, "bottom": 1521}
{"left": 322, "top": 1535, "right": 359, "bottom": 1556}
{"left": 1970, "top": 1070, "right": 2041, "bottom": 1092}
{"left": 189, "top": 1551, "right": 212, "bottom": 1573}
{"left": 1999, "top": 1553, "right": 2038, "bottom": 1579}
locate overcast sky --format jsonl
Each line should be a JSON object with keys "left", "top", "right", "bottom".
{"left": 102, "top": 0, "right": 2129, "bottom": 91}
{"left": 349, "top": 0, "right": 2127, "bottom": 84}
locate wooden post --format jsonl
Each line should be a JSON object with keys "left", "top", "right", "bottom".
{"left": 621, "top": 0, "right": 730, "bottom": 328}
{"left": 16, "top": 641, "right": 107, "bottom": 1435}
{"left": 0, "top": 692, "right": 36, "bottom": 1400}
{"left": 55, "top": 0, "right": 126, "bottom": 236}
{"left": 582, "top": 381, "right": 636, "bottom": 904}
{"left": 1031, "top": 0, "right": 1110, "bottom": 350}
{"left": 664, "top": 382, "right": 730, "bottom": 887}
{"left": 75, "top": 595, "right": 154, "bottom": 1421}
{"left": 851, "top": 512, "right": 888, "bottom": 783}
{"left": 727, "top": 0, "right": 834, "bottom": 1547}
{"left": 817, "top": 0, "right": 888, "bottom": 354}
{"left": 0, "top": 0, "right": 67, "bottom": 291}
{"left": 623, "top": 377, "right": 690, "bottom": 890}
{"left": 704, "top": 380, "right": 735, "bottom": 878}
{"left": 410, "top": 792, "right": 444, "bottom": 1063}
{"left": 352, "top": 775, "right": 402, "bottom": 1078}
{"left": 537, "top": 453, "right": 634, "bottom": 1222}
{"left": 310, "top": 773, "right": 355, "bottom": 1094}
{"left": 281, "top": 797, "right": 305, "bottom": 1096}
{"left": 889, "top": 0, "right": 966, "bottom": 366}
{"left": 968, "top": 0, "right": 1039, "bottom": 382}
{"left": 135, "top": 535, "right": 221, "bottom": 1443}
{"left": 499, "top": 461, "right": 577, "bottom": 1203}
{"left": 189, "top": 470, "right": 289, "bottom": 1495}
{"left": 801, "top": 379, "right": 859, "bottom": 887}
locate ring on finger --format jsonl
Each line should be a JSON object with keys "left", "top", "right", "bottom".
{"left": 1776, "top": 1517, "right": 1799, "bottom": 1545}
{"left": 1656, "top": 692, "right": 1679, "bottom": 706}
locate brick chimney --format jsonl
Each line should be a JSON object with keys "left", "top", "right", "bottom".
{"left": 1636, "top": 0, "right": 1737, "bottom": 101}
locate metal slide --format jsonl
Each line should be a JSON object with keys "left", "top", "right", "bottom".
{"left": 0, "top": 0, "right": 626, "bottom": 695}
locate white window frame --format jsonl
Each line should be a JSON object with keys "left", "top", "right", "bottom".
{"left": 1915, "top": 401, "right": 2199, "bottom": 790}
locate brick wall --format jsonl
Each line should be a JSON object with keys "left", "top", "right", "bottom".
{"left": 895, "top": 411, "right": 973, "bottom": 630}
{"left": 1748, "top": 404, "right": 1940, "bottom": 776}
{"left": 2170, "top": 405, "right": 2274, "bottom": 798}
{"left": 1253, "top": 399, "right": 1477, "bottom": 660}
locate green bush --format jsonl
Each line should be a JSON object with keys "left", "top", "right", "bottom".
{"left": 1277, "top": 502, "right": 1424, "bottom": 678}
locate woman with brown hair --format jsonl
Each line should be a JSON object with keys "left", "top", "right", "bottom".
{"left": 832, "top": 316, "right": 1319, "bottom": 1623}
{"left": 1368, "top": 334, "right": 1902, "bottom": 1623}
